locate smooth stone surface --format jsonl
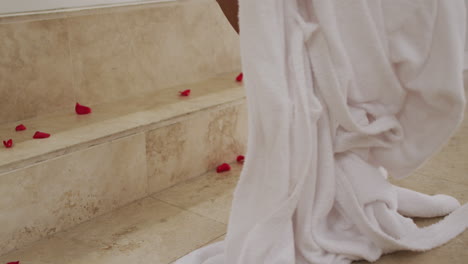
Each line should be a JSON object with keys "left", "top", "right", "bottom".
{"left": 0, "top": 198, "right": 226, "bottom": 264}
{"left": 0, "top": 133, "right": 147, "bottom": 255}
{"left": 170, "top": 234, "right": 227, "bottom": 264}
{"left": 67, "top": 11, "right": 139, "bottom": 106}
{"left": 0, "top": 0, "right": 240, "bottom": 124}
{"left": 146, "top": 104, "right": 247, "bottom": 194}
{"left": 115, "top": 0, "right": 240, "bottom": 101}
{"left": 0, "top": 72, "right": 245, "bottom": 174}
{"left": 414, "top": 107, "right": 468, "bottom": 186}
{"left": 0, "top": 17, "right": 74, "bottom": 123}
{"left": 153, "top": 163, "right": 242, "bottom": 224}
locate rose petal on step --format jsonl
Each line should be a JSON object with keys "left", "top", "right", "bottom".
{"left": 15, "top": 124, "right": 27, "bottom": 131}
{"left": 75, "top": 103, "right": 92, "bottom": 115}
{"left": 7, "top": 261, "right": 20, "bottom": 264}
{"left": 216, "top": 163, "right": 231, "bottom": 173}
{"left": 179, "top": 89, "right": 191, "bottom": 96}
{"left": 237, "top": 155, "right": 245, "bottom": 164}
{"left": 236, "top": 72, "right": 243, "bottom": 82}
{"left": 33, "top": 131, "right": 50, "bottom": 139}
{"left": 3, "top": 139, "right": 13, "bottom": 148}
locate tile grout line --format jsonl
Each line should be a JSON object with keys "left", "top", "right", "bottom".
{"left": 148, "top": 163, "right": 237, "bottom": 195}
{"left": 149, "top": 196, "right": 229, "bottom": 227}
{"left": 148, "top": 169, "right": 217, "bottom": 196}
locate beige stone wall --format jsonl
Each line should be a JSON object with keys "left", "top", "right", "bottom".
{"left": 0, "top": 0, "right": 241, "bottom": 124}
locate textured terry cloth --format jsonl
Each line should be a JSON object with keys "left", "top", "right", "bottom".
{"left": 174, "top": 0, "right": 468, "bottom": 263}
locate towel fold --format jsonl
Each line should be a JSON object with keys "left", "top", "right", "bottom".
{"left": 175, "top": 0, "right": 468, "bottom": 263}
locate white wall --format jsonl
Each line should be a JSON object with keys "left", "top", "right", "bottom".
{"left": 0, "top": 0, "right": 173, "bottom": 16}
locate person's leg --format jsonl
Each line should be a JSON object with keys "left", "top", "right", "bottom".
{"left": 216, "top": 0, "right": 239, "bottom": 33}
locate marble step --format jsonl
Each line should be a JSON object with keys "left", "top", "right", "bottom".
{"left": 0, "top": 72, "right": 245, "bottom": 174}
{"left": 0, "top": 161, "right": 467, "bottom": 264}
{"left": 0, "top": 72, "right": 247, "bottom": 256}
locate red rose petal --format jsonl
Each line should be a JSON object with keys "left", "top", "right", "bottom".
{"left": 179, "top": 89, "right": 191, "bottom": 96}
{"left": 216, "top": 163, "right": 231, "bottom": 173}
{"left": 3, "top": 139, "right": 13, "bottom": 148}
{"left": 33, "top": 131, "right": 50, "bottom": 139}
{"left": 236, "top": 72, "right": 243, "bottom": 82}
{"left": 75, "top": 103, "right": 92, "bottom": 115}
{"left": 15, "top": 124, "right": 27, "bottom": 131}
{"left": 7, "top": 261, "right": 20, "bottom": 264}
{"left": 236, "top": 155, "right": 245, "bottom": 164}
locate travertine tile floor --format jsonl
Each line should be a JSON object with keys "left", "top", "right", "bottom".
{"left": 1, "top": 114, "right": 467, "bottom": 264}
{"left": 0, "top": 164, "right": 241, "bottom": 264}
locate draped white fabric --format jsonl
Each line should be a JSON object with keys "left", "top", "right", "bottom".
{"left": 175, "top": 0, "right": 468, "bottom": 263}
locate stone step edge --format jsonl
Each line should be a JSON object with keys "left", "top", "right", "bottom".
{"left": 0, "top": 76, "right": 245, "bottom": 175}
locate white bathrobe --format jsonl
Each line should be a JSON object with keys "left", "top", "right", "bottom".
{"left": 175, "top": 0, "right": 468, "bottom": 263}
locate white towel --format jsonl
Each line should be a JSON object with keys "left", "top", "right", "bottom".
{"left": 175, "top": 0, "right": 468, "bottom": 263}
